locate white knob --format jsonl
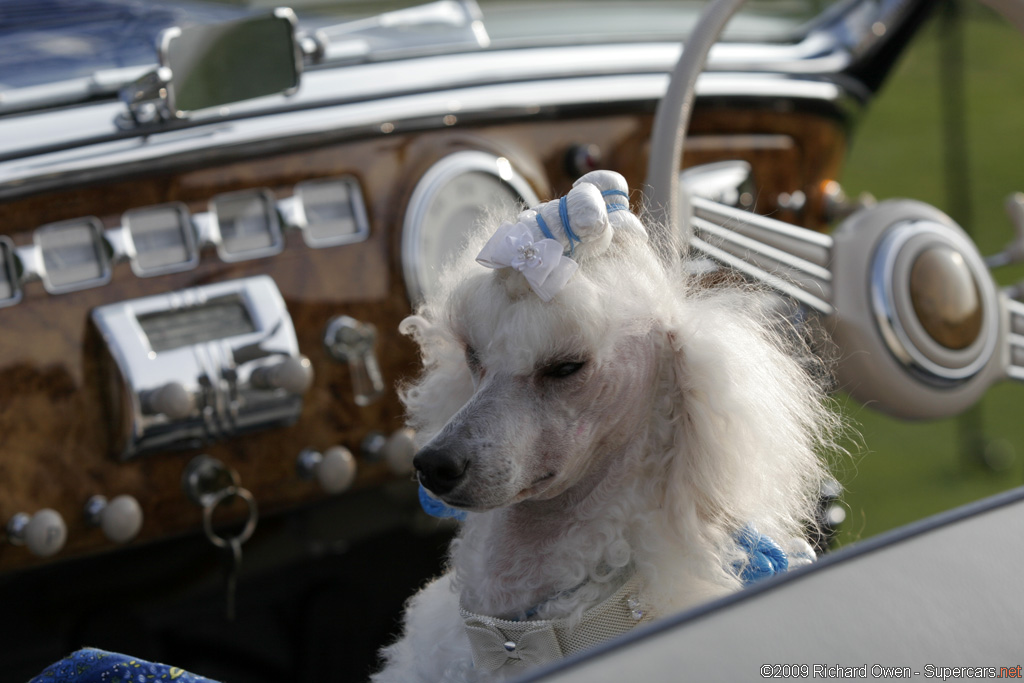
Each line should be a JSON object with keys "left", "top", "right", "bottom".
{"left": 85, "top": 494, "right": 143, "bottom": 544}
{"left": 142, "top": 382, "right": 194, "bottom": 420}
{"left": 252, "top": 356, "right": 314, "bottom": 394}
{"left": 361, "top": 428, "right": 418, "bottom": 475}
{"left": 7, "top": 509, "right": 67, "bottom": 558}
{"left": 297, "top": 446, "right": 357, "bottom": 494}
{"left": 383, "top": 428, "right": 417, "bottom": 476}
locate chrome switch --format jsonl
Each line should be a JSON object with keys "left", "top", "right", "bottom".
{"left": 324, "top": 315, "right": 384, "bottom": 406}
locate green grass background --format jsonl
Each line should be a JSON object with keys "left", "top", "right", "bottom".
{"left": 831, "top": 1, "right": 1024, "bottom": 546}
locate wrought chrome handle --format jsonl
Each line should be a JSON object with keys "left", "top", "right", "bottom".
{"left": 324, "top": 315, "right": 385, "bottom": 406}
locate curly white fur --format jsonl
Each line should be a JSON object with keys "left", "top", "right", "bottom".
{"left": 373, "top": 172, "right": 836, "bottom": 682}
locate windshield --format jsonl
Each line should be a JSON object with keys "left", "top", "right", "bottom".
{"left": 0, "top": 0, "right": 838, "bottom": 94}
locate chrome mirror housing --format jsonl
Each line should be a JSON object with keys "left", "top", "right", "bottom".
{"left": 119, "top": 8, "right": 302, "bottom": 126}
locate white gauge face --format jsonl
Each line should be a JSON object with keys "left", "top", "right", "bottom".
{"left": 403, "top": 152, "right": 540, "bottom": 304}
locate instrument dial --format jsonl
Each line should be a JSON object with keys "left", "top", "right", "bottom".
{"left": 402, "top": 152, "right": 540, "bottom": 304}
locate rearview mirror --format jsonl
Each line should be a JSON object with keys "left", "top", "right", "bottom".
{"left": 160, "top": 8, "right": 301, "bottom": 116}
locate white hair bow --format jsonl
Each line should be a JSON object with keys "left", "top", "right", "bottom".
{"left": 476, "top": 221, "right": 578, "bottom": 302}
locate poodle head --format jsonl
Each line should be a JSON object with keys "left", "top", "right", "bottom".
{"left": 402, "top": 171, "right": 670, "bottom": 512}
{"left": 400, "top": 169, "right": 832, "bottom": 546}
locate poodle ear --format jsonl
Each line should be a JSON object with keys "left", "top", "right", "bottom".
{"left": 397, "top": 314, "right": 475, "bottom": 447}
{"left": 655, "top": 294, "right": 829, "bottom": 566}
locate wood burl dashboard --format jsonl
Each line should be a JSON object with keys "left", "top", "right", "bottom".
{"left": 0, "top": 107, "right": 847, "bottom": 572}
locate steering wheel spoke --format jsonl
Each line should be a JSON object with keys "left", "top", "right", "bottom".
{"left": 689, "top": 196, "right": 834, "bottom": 314}
{"left": 1003, "top": 295, "right": 1024, "bottom": 381}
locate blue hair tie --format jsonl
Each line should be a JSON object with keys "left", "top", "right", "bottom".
{"left": 535, "top": 213, "right": 556, "bottom": 241}
{"left": 558, "top": 195, "right": 581, "bottom": 256}
{"left": 601, "top": 189, "right": 629, "bottom": 200}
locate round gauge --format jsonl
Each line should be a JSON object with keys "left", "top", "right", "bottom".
{"left": 402, "top": 151, "right": 541, "bottom": 304}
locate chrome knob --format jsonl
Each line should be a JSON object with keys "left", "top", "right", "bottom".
{"left": 6, "top": 509, "right": 67, "bottom": 558}
{"left": 297, "top": 446, "right": 357, "bottom": 494}
{"left": 363, "top": 428, "right": 417, "bottom": 475}
{"left": 251, "top": 355, "right": 314, "bottom": 394}
{"left": 141, "top": 381, "right": 194, "bottom": 419}
{"left": 84, "top": 494, "right": 143, "bottom": 544}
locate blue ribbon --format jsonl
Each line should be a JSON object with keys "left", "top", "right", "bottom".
{"left": 535, "top": 212, "right": 556, "bottom": 241}
{"left": 558, "top": 196, "right": 581, "bottom": 256}
{"left": 734, "top": 527, "right": 789, "bottom": 585}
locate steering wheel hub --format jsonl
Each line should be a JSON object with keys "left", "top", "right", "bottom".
{"left": 909, "top": 244, "right": 983, "bottom": 350}
{"left": 871, "top": 218, "right": 998, "bottom": 385}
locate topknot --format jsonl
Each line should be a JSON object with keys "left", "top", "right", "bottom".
{"left": 516, "top": 170, "right": 646, "bottom": 263}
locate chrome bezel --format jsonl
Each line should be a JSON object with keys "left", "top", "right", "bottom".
{"left": 122, "top": 202, "right": 200, "bottom": 277}
{"left": 91, "top": 275, "right": 304, "bottom": 459}
{"left": 0, "top": 236, "right": 22, "bottom": 308}
{"left": 34, "top": 216, "right": 112, "bottom": 294}
{"left": 870, "top": 220, "right": 999, "bottom": 384}
{"left": 401, "top": 151, "right": 541, "bottom": 304}
{"left": 294, "top": 176, "right": 371, "bottom": 248}
{"left": 209, "top": 188, "right": 285, "bottom": 262}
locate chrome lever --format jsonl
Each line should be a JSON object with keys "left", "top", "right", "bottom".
{"left": 324, "top": 315, "right": 385, "bottom": 406}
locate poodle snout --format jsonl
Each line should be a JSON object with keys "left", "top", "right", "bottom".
{"left": 413, "top": 445, "right": 470, "bottom": 496}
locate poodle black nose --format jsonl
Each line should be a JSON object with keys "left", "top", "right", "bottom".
{"left": 413, "top": 446, "right": 469, "bottom": 495}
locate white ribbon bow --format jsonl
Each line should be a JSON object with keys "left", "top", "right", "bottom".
{"left": 463, "top": 616, "right": 564, "bottom": 672}
{"left": 476, "top": 222, "right": 578, "bottom": 302}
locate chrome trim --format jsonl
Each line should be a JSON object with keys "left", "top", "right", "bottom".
{"left": 689, "top": 197, "right": 834, "bottom": 315}
{"left": 0, "top": 71, "right": 857, "bottom": 202}
{"left": 91, "top": 276, "right": 306, "bottom": 459}
{"left": 33, "top": 217, "right": 112, "bottom": 295}
{"left": 1006, "top": 297, "right": 1024, "bottom": 381}
{"left": 0, "top": 237, "right": 22, "bottom": 308}
{"left": 209, "top": 189, "right": 285, "bottom": 263}
{"left": 401, "top": 151, "right": 541, "bottom": 304}
{"left": 0, "top": 176, "right": 376, "bottom": 305}
{"left": 870, "top": 220, "right": 1000, "bottom": 384}
{"left": 1, "top": 0, "right": 919, "bottom": 119}
{"left": 293, "top": 176, "right": 371, "bottom": 249}
{"left": 122, "top": 202, "right": 200, "bottom": 277}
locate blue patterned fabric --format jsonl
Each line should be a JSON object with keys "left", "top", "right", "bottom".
{"left": 734, "top": 527, "right": 789, "bottom": 585}
{"left": 29, "top": 648, "right": 220, "bottom": 683}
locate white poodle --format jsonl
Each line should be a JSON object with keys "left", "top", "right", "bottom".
{"left": 374, "top": 171, "right": 835, "bottom": 682}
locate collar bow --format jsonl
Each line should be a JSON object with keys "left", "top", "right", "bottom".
{"left": 462, "top": 616, "right": 563, "bottom": 673}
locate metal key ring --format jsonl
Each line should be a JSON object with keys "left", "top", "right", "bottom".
{"left": 202, "top": 485, "right": 258, "bottom": 549}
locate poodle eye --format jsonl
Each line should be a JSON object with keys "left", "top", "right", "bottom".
{"left": 544, "top": 360, "right": 586, "bottom": 378}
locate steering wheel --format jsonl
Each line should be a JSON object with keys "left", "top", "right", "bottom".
{"left": 645, "top": 0, "right": 1024, "bottom": 419}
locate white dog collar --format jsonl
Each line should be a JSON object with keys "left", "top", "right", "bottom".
{"left": 459, "top": 569, "right": 651, "bottom": 674}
